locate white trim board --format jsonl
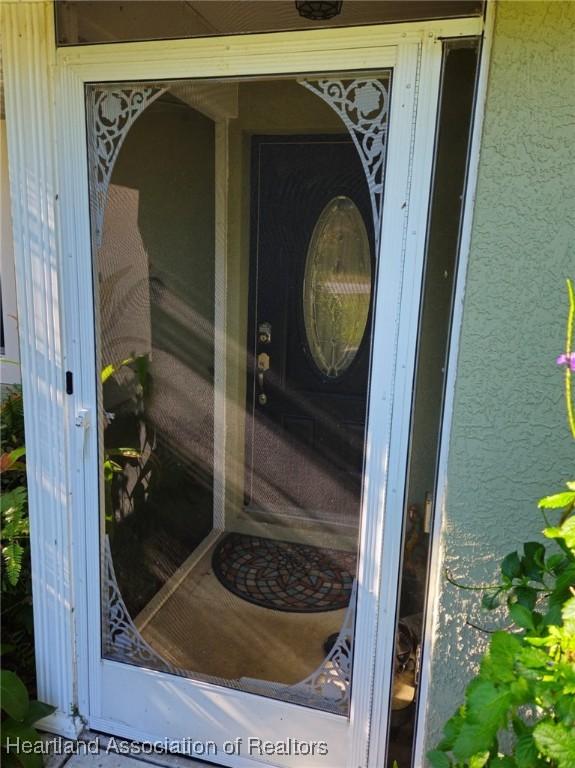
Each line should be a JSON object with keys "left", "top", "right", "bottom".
{"left": 0, "top": 0, "right": 82, "bottom": 739}
{"left": 57, "top": 18, "right": 482, "bottom": 73}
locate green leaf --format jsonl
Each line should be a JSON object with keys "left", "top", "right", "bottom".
{"left": 23, "top": 700, "right": 56, "bottom": 726}
{"left": 501, "top": 552, "right": 522, "bottom": 580}
{"left": 517, "top": 644, "right": 550, "bottom": 669}
{"left": 563, "top": 595, "right": 575, "bottom": 621}
{"left": 452, "top": 681, "right": 512, "bottom": 760}
{"left": 509, "top": 675, "right": 530, "bottom": 703}
{"left": 547, "top": 553, "right": 568, "bottom": 574}
{"left": 514, "top": 586, "right": 537, "bottom": 611}
{"left": 543, "top": 602, "right": 564, "bottom": 627}
{"left": 522, "top": 542, "right": 546, "bottom": 580}
{"left": 427, "top": 750, "right": 451, "bottom": 768}
{"left": 524, "top": 541, "right": 545, "bottom": 559}
{"left": 437, "top": 713, "right": 464, "bottom": 750}
{"left": 2, "top": 541, "right": 24, "bottom": 586}
{"left": 533, "top": 721, "right": 575, "bottom": 768}
{"left": 106, "top": 447, "right": 141, "bottom": 459}
{"left": 557, "top": 516, "right": 575, "bottom": 550}
{"left": 481, "top": 631, "right": 521, "bottom": 683}
{"left": 482, "top": 589, "right": 501, "bottom": 611}
{"left": 1, "top": 721, "right": 44, "bottom": 768}
{"left": 452, "top": 723, "right": 495, "bottom": 762}
{"left": 0, "top": 487, "right": 27, "bottom": 517}
{"left": 469, "top": 752, "right": 490, "bottom": 768}
{"left": 510, "top": 603, "right": 535, "bottom": 631}
{"left": 550, "top": 563, "right": 575, "bottom": 614}
{"left": 0, "top": 670, "right": 29, "bottom": 720}
{"left": 101, "top": 357, "right": 136, "bottom": 384}
{"left": 538, "top": 491, "right": 575, "bottom": 509}
{"left": 516, "top": 732, "right": 540, "bottom": 768}
{"left": 6, "top": 446, "right": 26, "bottom": 465}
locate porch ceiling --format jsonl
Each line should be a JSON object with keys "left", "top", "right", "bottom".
{"left": 55, "top": 0, "right": 484, "bottom": 46}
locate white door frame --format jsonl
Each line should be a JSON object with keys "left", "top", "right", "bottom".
{"left": 0, "top": 3, "right": 486, "bottom": 766}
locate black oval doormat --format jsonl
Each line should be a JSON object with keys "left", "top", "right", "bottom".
{"left": 212, "top": 533, "right": 356, "bottom": 613}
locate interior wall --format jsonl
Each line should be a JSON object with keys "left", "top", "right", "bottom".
{"left": 424, "top": 0, "right": 575, "bottom": 749}
{"left": 105, "top": 96, "right": 215, "bottom": 477}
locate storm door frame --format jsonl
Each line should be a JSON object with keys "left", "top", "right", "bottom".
{"left": 0, "top": 4, "right": 489, "bottom": 767}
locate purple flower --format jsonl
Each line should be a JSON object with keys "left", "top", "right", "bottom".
{"left": 556, "top": 352, "right": 575, "bottom": 371}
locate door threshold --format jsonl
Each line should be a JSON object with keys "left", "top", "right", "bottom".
{"left": 45, "top": 730, "right": 221, "bottom": 768}
{"left": 235, "top": 509, "right": 357, "bottom": 551}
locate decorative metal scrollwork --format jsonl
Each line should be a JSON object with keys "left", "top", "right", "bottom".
{"left": 284, "top": 579, "right": 356, "bottom": 711}
{"left": 299, "top": 77, "right": 390, "bottom": 248}
{"left": 103, "top": 536, "right": 178, "bottom": 675}
{"left": 87, "top": 86, "right": 166, "bottom": 247}
{"left": 238, "top": 580, "right": 356, "bottom": 714}
{"left": 103, "top": 534, "right": 356, "bottom": 714}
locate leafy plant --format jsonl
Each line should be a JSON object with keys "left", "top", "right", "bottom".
{"left": 1, "top": 460, "right": 28, "bottom": 587}
{"left": 1, "top": 649, "right": 55, "bottom": 768}
{"left": 101, "top": 354, "right": 155, "bottom": 537}
{"left": 1, "top": 392, "right": 55, "bottom": 766}
{"left": 1, "top": 389, "right": 35, "bottom": 689}
{"left": 429, "top": 280, "right": 575, "bottom": 768}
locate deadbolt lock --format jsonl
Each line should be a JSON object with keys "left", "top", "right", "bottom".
{"left": 258, "top": 322, "right": 272, "bottom": 344}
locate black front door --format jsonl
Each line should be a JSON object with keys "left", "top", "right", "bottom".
{"left": 245, "top": 135, "right": 375, "bottom": 526}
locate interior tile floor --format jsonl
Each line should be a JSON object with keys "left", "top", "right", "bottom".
{"left": 136, "top": 537, "right": 346, "bottom": 685}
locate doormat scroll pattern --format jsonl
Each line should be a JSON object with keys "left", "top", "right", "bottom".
{"left": 212, "top": 533, "right": 356, "bottom": 612}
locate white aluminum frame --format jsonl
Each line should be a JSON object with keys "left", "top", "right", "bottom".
{"left": 0, "top": 3, "right": 486, "bottom": 766}
{"left": 413, "top": 4, "right": 497, "bottom": 763}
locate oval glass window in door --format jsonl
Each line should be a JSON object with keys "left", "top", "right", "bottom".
{"left": 303, "top": 196, "right": 372, "bottom": 378}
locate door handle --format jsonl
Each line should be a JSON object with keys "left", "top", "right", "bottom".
{"left": 75, "top": 407, "right": 91, "bottom": 457}
{"left": 257, "top": 352, "right": 270, "bottom": 405}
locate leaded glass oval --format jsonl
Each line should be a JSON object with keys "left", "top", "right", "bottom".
{"left": 303, "top": 196, "right": 372, "bottom": 378}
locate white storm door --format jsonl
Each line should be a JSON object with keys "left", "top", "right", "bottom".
{"left": 59, "top": 27, "right": 443, "bottom": 768}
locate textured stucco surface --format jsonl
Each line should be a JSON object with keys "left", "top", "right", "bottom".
{"left": 424, "top": 0, "right": 575, "bottom": 751}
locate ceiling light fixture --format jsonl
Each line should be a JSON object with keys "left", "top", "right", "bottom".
{"left": 295, "top": 2, "right": 343, "bottom": 21}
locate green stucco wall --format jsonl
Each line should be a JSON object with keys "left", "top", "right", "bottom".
{"left": 424, "top": 0, "right": 575, "bottom": 751}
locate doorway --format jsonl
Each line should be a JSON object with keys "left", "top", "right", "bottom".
{"left": 55, "top": 22, "right": 475, "bottom": 768}
{"left": 1, "top": 4, "right": 489, "bottom": 766}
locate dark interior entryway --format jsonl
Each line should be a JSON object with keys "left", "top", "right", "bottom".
{"left": 245, "top": 135, "right": 374, "bottom": 528}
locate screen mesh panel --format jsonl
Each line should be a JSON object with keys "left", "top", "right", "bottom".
{"left": 87, "top": 73, "right": 391, "bottom": 716}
